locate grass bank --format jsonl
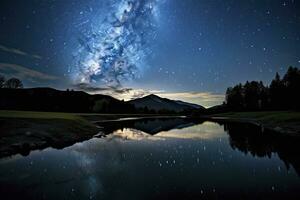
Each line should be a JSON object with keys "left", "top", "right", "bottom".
{"left": 208, "top": 111, "right": 300, "bottom": 136}
{"left": 0, "top": 110, "right": 100, "bottom": 158}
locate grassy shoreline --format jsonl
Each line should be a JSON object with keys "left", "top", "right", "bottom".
{"left": 206, "top": 111, "right": 300, "bottom": 136}
{"left": 0, "top": 110, "right": 100, "bottom": 158}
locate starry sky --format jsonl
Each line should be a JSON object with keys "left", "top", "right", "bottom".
{"left": 0, "top": 0, "right": 299, "bottom": 107}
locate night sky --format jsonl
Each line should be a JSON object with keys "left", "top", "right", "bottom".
{"left": 0, "top": 0, "right": 299, "bottom": 107}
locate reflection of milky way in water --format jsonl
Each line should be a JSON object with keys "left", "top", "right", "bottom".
{"left": 73, "top": 0, "right": 160, "bottom": 87}
{"left": 1, "top": 121, "right": 300, "bottom": 199}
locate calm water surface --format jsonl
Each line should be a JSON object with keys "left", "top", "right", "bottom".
{"left": 0, "top": 118, "right": 300, "bottom": 199}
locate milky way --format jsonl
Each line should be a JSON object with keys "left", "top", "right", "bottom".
{"left": 73, "top": 0, "right": 160, "bottom": 87}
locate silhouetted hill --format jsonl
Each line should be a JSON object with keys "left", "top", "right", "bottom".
{"left": 205, "top": 104, "right": 229, "bottom": 114}
{"left": 128, "top": 94, "right": 205, "bottom": 112}
{"left": 0, "top": 88, "right": 205, "bottom": 114}
{"left": 0, "top": 87, "right": 134, "bottom": 113}
{"left": 175, "top": 100, "right": 205, "bottom": 110}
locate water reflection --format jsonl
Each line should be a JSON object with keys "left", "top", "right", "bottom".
{"left": 109, "top": 121, "right": 226, "bottom": 141}
{"left": 0, "top": 118, "right": 300, "bottom": 199}
{"left": 96, "top": 117, "right": 204, "bottom": 135}
{"left": 222, "top": 122, "right": 300, "bottom": 176}
{"left": 106, "top": 118, "right": 300, "bottom": 177}
{"left": 104, "top": 119, "right": 300, "bottom": 177}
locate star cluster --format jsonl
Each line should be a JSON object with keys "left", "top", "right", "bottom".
{"left": 72, "top": 0, "right": 160, "bottom": 87}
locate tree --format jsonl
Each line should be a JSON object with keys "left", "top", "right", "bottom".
{"left": 282, "top": 66, "right": 300, "bottom": 109}
{"left": 269, "top": 72, "right": 285, "bottom": 109}
{"left": 244, "top": 81, "right": 266, "bottom": 110}
{"left": 93, "top": 99, "right": 109, "bottom": 113}
{"left": 0, "top": 75, "right": 5, "bottom": 88}
{"left": 5, "top": 78, "right": 23, "bottom": 89}
{"left": 226, "top": 84, "right": 244, "bottom": 110}
{"left": 225, "top": 66, "right": 300, "bottom": 111}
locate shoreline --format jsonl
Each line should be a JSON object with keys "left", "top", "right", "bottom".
{"left": 202, "top": 111, "right": 300, "bottom": 137}
{"left": 0, "top": 111, "right": 100, "bottom": 158}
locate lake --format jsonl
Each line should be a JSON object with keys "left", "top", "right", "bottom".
{"left": 0, "top": 117, "right": 300, "bottom": 199}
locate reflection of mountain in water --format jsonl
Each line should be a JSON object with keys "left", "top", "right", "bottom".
{"left": 222, "top": 122, "right": 300, "bottom": 176}
{"left": 96, "top": 117, "right": 204, "bottom": 135}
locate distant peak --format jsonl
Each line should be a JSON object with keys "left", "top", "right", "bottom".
{"left": 128, "top": 93, "right": 205, "bottom": 112}
{"left": 146, "top": 94, "right": 160, "bottom": 98}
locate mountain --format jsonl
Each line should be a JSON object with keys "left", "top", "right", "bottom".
{"left": 175, "top": 100, "right": 205, "bottom": 109}
{"left": 128, "top": 94, "right": 205, "bottom": 112}
{"left": 205, "top": 104, "right": 228, "bottom": 114}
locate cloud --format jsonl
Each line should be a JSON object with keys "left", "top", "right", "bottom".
{"left": 0, "top": 44, "right": 42, "bottom": 59}
{"left": 73, "top": 83, "right": 132, "bottom": 94}
{"left": 0, "top": 63, "right": 58, "bottom": 82}
{"left": 73, "top": 83, "right": 148, "bottom": 100}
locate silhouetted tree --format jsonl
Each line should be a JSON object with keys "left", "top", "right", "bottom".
{"left": 5, "top": 78, "right": 23, "bottom": 89}
{"left": 0, "top": 75, "right": 5, "bottom": 88}
{"left": 269, "top": 72, "right": 285, "bottom": 109}
{"left": 283, "top": 66, "right": 300, "bottom": 109}
{"left": 244, "top": 81, "right": 267, "bottom": 110}
{"left": 93, "top": 99, "right": 109, "bottom": 113}
{"left": 225, "top": 66, "right": 300, "bottom": 111}
{"left": 226, "top": 84, "right": 244, "bottom": 110}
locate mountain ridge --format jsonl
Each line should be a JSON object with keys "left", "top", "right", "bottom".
{"left": 128, "top": 94, "right": 205, "bottom": 112}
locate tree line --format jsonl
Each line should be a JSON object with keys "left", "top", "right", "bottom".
{"left": 226, "top": 66, "right": 300, "bottom": 111}
{"left": 0, "top": 75, "right": 23, "bottom": 89}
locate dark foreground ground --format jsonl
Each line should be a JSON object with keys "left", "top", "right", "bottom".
{"left": 0, "top": 111, "right": 100, "bottom": 158}
{"left": 0, "top": 110, "right": 299, "bottom": 158}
